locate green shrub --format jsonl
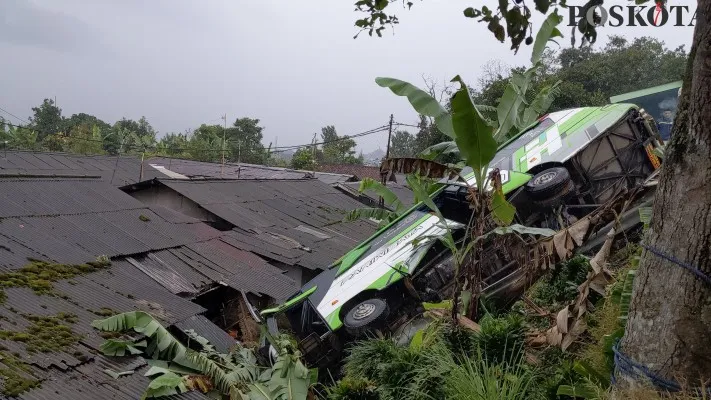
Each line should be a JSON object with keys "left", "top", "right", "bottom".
{"left": 342, "top": 328, "right": 447, "bottom": 400}
{"left": 476, "top": 313, "right": 525, "bottom": 365}
{"left": 326, "top": 377, "right": 380, "bottom": 400}
{"left": 415, "top": 341, "right": 533, "bottom": 400}
{"left": 530, "top": 255, "right": 591, "bottom": 308}
{"left": 525, "top": 347, "right": 580, "bottom": 400}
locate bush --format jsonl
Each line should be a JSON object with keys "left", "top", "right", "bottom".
{"left": 530, "top": 255, "right": 591, "bottom": 307}
{"left": 417, "top": 341, "right": 534, "bottom": 400}
{"left": 476, "top": 313, "right": 526, "bottom": 365}
{"left": 326, "top": 377, "right": 380, "bottom": 400}
{"left": 338, "top": 320, "right": 538, "bottom": 400}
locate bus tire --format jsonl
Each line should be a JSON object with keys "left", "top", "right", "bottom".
{"left": 524, "top": 167, "right": 573, "bottom": 202}
{"left": 343, "top": 298, "right": 389, "bottom": 337}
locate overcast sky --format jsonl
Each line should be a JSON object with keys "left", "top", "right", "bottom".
{"left": 0, "top": 0, "right": 694, "bottom": 153}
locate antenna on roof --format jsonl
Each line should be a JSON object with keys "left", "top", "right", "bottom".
{"left": 139, "top": 152, "right": 144, "bottom": 181}
{"left": 221, "top": 114, "right": 227, "bottom": 177}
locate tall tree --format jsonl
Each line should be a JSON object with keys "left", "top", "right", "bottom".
{"left": 291, "top": 147, "right": 320, "bottom": 170}
{"left": 620, "top": 2, "right": 711, "bottom": 387}
{"left": 189, "top": 124, "right": 226, "bottom": 163}
{"left": 157, "top": 132, "right": 190, "bottom": 158}
{"left": 320, "top": 125, "right": 360, "bottom": 164}
{"left": 29, "top": 98, "right": 63, "bottom": 140}
{"left": 413, "top": 114, "right": 449, "bottom": 155}
{"left": 389, "top": 129, "right": 415, "bottom": 158}
{"left": 227, "top": 117, "right": 266, "bottom": 164}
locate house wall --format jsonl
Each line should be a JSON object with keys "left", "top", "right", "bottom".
{"left": 129, "top": 185, "right": 221, "bottom": 225}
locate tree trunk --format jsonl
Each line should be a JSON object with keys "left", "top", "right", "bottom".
{"left": 620, "top": 0, "right": 711, "bottom": 387}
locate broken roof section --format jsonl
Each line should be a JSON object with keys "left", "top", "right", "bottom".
{"left": 339, "top": 181, "right": 416, "bottom": 210}
{"left": 147, "top": 157, "right": 355, "bottom": 184}
{"left": 136, "top": 178, "right": 377, "bottom": 271}
{"left": 0, "top": 176, "right": 297, "bottom": 398}
{"left": 0, "top": 176, "right": 296, "bottom": 299}
{"left": 0, "top": 151, "right": 356, "bottom": 188}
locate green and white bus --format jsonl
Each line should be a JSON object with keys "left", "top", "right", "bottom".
{"left": 260, "top": 104, "right": 662, "bottom": 367}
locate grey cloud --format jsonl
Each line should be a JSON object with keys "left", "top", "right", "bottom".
{"left": 0, "top": 0, "right": 101, "bottom": 53}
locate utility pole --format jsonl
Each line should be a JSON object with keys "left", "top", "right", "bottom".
{"left": 384, "top": 113, "right": 394, "bottom": 161}
{"left": 221, "top": 114, "right": 227, "bottom": 177}
{"left": 237, "top": 135, "right": 242, "bottom": 164}
{"left": 311, "top": 132, "right": 317, "bottom": 172}
{"left": 379, "top": 114, "right": 394, "bottom": 208}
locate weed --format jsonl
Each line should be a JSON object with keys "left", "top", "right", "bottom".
{"left": 0, "top": 351, "right": 41, "bottom": 396}
{"left": 0, "top": 258, "right": 110, "bottom": 300}
{"left": 325, "top": 377, "right": 379, "bottom": 400}
{"left": 93, "top": 308, "right": 117, "bottom": 317}
{"left": 0, "top": 313, "right": 82, "bottom": 354}
{"left": 476, "top": 313, "right": 525, "bottom": 365}
{"left": 99, "top": 331, "right": 122, "bottom": 339}
{"left": 529, "top": 255, "right": 591, "bottom": 309}
{"left": 139, "top": 214, "right": 151, "bottom": 222}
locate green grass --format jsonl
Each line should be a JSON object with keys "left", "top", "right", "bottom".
{"left": 339, "top": 321, "right": 535, "bottom": 400}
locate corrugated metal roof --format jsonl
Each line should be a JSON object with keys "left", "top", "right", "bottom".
{"left": 174, "top": 315, "right": 236, "bottom": 354}
{"left": 0, "top": 150, "right": 167, "bottom": 187}
{"left": 154, "top": 179, "right": 376, "bottom": 270}
{"left": 317, "top": 164, "right": 384, "bottom": 180}
{"left": 147, "top": 157, "right": 355, "bottom": 184}
{"left": 342, "top": 181, "right": 416, "bottom": 208}
{"left": 0, "top": 176, "right": 299, "bottom": 398}
{"left": 0, "top": 177, "right": 224, "bottom": 270}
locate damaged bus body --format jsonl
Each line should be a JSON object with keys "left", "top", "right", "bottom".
{"left": 260, "top": 104, "right": 662, "bottom": 368}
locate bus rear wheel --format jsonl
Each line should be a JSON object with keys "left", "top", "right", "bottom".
{"left": 343, "top": 298, "right": 389, "bottom": 337}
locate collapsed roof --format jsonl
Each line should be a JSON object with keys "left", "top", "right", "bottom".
{"left": 0, "top": 176, "right": 298, "bottom": 398}
{"left": 130, "top": 178, "right": 377, "bottom": 271}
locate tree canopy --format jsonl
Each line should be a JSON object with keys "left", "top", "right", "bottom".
{"left": 0, "top": 100, "right": 286, "bottom": 166}
{"left": 473, "top": 36, "right": 687, "bottom": 112}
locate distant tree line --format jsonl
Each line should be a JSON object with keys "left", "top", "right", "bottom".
{"left": 390, "top": 36, "right": 687, "bottom": 158}
{"left": 0, "top": 100, "right": 364, "bottom": 168}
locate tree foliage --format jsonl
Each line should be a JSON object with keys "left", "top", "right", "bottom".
{"left": 473, "top": 36, "right": 687, "bottom": 112}
{"left": 291, "top": 147, "right": 320, "bottom": 170}
{"left": 321, "top": 125, "right": 361, "bottom": 164}
{"left": 390, "top": 129, "right": 416, "bottom": 158}
{"left": 227, "top": 117, "right": 267, "bottom": 164}
{"left": 29, "top": 99, "right": 62, "bottom": 141}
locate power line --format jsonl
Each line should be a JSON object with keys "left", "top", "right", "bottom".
{"left": 1, "top": 121, "right": 393, "bottom": 156}
{"left": 268, "top": 126, "right": 389, "bottom": 153}
{"left": 0, "top": 106, "right": 31, "bottom": 125}
{"left": 393, "top": 122, "right": 424, "bottom": 129}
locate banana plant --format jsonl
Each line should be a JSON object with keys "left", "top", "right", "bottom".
{"left": 92, "top": 312, "right": 312, "bottom": 400}
{"left": 379, "top": 11, "right": 563, "bottom": 165}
